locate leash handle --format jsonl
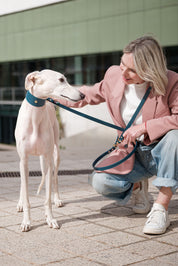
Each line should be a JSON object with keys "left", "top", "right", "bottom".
{"left": 92, "top": 141, "right": 138, "bottom": 171}
{"left": 93, "top": 86, "right": 151, "bottom": 171}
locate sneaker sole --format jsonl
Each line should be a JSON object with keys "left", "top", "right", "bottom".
{"left": 132, "top": 205, "right": 151, "bottom": 214}
{"left": 143, "top": 221, "right": 170, "bottom": 235}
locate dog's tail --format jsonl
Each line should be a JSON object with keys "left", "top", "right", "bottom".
{"left": 37, "top": 175, "right": 45, "bottom": 195}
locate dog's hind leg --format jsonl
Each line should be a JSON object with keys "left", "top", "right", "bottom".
{"left": 53, "top": 144, "right": 63, "bottom": 207}
{"left": 37, "top": 156, "right": 46, "bottom": 195}
{"left": 19, "top": 157, "right": 31, "bottom": 232}
{"left": 42, "top": 155, "right": 60, "bottom": 229}
{"left": 53, "top": 119, "right": 63, "bottom": 207}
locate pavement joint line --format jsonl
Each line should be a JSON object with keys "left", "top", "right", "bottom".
{"left": 126, "top": 250, "right": 178, "bottom": 266}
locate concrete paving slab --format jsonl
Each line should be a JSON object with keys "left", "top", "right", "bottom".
{"left": 86, "top": 240, "right": 177, "bottom": 265}
{"left": 0, "top": 254, "right": 32, "bottom": 266}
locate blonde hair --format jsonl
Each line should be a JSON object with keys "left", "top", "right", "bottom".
{"left": 123, "top": 36, "right": 168, "bottom": 96}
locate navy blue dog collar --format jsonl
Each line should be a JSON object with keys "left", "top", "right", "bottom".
{"left": 26, "top": 91, "right": 46, "bottom": 107}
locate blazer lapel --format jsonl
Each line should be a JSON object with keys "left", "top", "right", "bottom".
{"left": 114, "top": 79, "right": 126, "bottom": 128}
{"left": 142, "top": 95, "right": 158, "bottom": 121}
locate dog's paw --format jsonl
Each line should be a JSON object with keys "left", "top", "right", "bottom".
{"left": 54, "top": 199, "right": 64, "bottom": 208}
{"left": 46, "top": 218, "right": 60, "bottom": 229}
{"left": 17, "top": 203, "right": 23, "bottom": 212}
{"left": 21, "top": 221, "right": 31, "bottom": 232}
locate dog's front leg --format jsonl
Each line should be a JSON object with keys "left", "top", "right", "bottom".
{"left": 19, "top": 158, "right": 31, "bottom": 232}
{"left": 44, "top": 157, "right": 60, "bottom": 229}
{"left": 17, "top": 180, "right": 24, "bottom": 212}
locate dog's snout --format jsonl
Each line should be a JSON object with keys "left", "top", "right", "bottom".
{"left": 80, "top": 92, "right": 85, "bottom": 100}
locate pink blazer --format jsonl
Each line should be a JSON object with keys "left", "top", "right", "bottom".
{"left": 59, "top": 66, "right": 178, "bottom": 174}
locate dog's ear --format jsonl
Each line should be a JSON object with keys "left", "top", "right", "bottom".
{"left": 25, "top": 71, "right": 40, "bottom": 91}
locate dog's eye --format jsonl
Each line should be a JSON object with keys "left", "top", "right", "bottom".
{"left": 59, "top": 77, "right": 65, "bottom": 83}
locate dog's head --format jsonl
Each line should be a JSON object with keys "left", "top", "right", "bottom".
{"left": 25, "top": 70, "right": 85, "bottom": 102}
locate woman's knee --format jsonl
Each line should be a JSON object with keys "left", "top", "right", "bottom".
{"left": 91, "top": 173, "right": 107, "bottom": 194}
{"left": 163, "top": 130, "right": 178, "bottom": 147}
{"left": 91, "top": 172, "right": 131, "bottom": 196}
{"left": 152, "top": 130, "right": 178, "bottom": 157}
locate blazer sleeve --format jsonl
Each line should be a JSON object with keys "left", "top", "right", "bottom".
{"left": 145, "top": 72, "right": 178, "bottom": 143}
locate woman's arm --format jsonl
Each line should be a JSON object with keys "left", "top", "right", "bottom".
{"left": 146, "top": 75, "right": 178, "bottom": 143}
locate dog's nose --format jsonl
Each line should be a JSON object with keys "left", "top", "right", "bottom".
{"left": 80, "top": 92, "right": 85, "bottom": 100}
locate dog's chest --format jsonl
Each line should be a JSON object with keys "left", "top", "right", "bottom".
{"left": 27, "top": 123, "right": 54, "bottom": 155}
{"left": 16, "top": 103, "right": 56, "bottom": 156}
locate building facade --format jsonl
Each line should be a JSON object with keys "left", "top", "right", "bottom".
{"left": 0, "top": 0, "right": 178, "bottom": 143}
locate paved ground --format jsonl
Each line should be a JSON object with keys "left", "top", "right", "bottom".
{"left": 0, "top": 128, "right": 177, "bottom": 265}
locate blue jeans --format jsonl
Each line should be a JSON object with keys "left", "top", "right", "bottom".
{"left": 89, "top": 130, "right": 178, "bottom": 205}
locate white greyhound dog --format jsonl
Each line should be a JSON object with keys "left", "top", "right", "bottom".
{"left": 15, "top": 70, "right": 84, "bottom": 232}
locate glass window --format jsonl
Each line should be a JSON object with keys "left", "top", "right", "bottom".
{"left": 165, "top": 46, "right": 178, "bottom": 72}
{"left": 0, "top": 46, "right": 177, "bottom": 101}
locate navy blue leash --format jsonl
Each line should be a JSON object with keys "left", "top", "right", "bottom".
{"left": 47, "top": 86, "right": 151, "bottom": 171}
{"left": 25, "top": 91, "right": 123, "bottom": 131}
{"left": 47, "top": 99, "right": 124, "bottom": 132}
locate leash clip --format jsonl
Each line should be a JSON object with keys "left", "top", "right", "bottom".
{"left": 114, "top": 135, "right": 124, "bottom": 147}
{"left": 108, "top": 135, "right": 124, "bottom": 154}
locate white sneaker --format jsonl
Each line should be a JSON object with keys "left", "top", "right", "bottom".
{"left": 132, "top": 180, "right": 150, "bottom": 214}
{"left": 143, "top": 203, "right": 170, "bottom": 235}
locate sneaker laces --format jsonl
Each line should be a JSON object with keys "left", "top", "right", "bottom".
{"left": 146, "top": 207, "right": 166, "bottom": 225}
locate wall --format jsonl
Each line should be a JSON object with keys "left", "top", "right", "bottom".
{"left": 60, "top": 102, "right": 113, "bottom": 138}
{"left": 0, "top": 0, "right": 178, "bottom": 63}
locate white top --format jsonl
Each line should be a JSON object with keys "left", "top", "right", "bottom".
{"left": 120, "top": 82, "right": 147, "bottom": 141}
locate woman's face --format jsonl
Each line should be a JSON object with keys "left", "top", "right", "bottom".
{"left": 120, "top": 53, "right": 144, "bottom": 85}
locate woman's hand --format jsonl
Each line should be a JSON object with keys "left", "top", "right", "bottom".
{"left": 123, "top": 123, "right": 147, "bottom": 145}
